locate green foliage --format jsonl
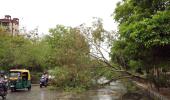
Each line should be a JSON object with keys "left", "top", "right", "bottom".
{"left": 0, "top": 28, "right": 49, "bottom": 71}
{"left": 114, "top": 0, "right": 170, "bottom": 47}
{"left": 112, "top": 0, "right": 170, "bottom": 87}
{"left": 119, "top": 11, "right": 170, "bottom": 47}
{"left": 0, "top": 21, "right": 116, "bottom": 91}
{"left": 92, "top": 18, "right": 105, "bottom": 43}
{"left": 46, "top": 25, "right": 100, "bottom": 91}
{"left": 122, "top": 79, "right": 139, "bottom": 93}
{"left": 111, "top": 40, "right": 147, "bottom": 70}
{"left": 46, "top": 23, "right": 119, "bottom": 91}
{"left": 128, "top": 60, "right": 141, "bottom": 69}
{"left": 47, "top": 25, "right": 90, "bottom": 67}
{"left": 50, "top": 66, "right": 94, "bottom": 91}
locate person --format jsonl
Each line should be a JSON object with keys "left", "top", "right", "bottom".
{"left": 17, "top": 72, "right": 21, "bottom": 80}
{"left": 42, "top": 72, "right": 48, "bottom": 83}
{"left": 0, "top": 74, "right": 7, "bottom": 92}
{"left": 0, "top": 74, "right": 5, "bottom": 82}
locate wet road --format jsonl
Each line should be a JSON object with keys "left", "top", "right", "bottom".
{"left": 7, "top": 86, "right": 58, "bottom": 100}
{"left": 5, "top": 82, "right": 126, "bottom": 100}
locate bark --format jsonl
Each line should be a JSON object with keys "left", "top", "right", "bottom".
{"left": 101, "top": 76, "right": 131, "bottom": 85}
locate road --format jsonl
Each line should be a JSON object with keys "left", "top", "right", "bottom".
{"left": 4, "top": 84, "right": 125, "bottom": 100}
{"left": 7, "top": 85, "right": 58, "bottom": 100}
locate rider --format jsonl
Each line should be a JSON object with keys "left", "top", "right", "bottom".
{"left": 41, "top": 72, "right": 48, "bottom": 83}
{"left": 0, "top": 74, "right": 7, "bottom": 92}
{"left": 0, "top": 74, "right": 5, "bottom": 82}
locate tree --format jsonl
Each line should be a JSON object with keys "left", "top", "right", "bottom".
{"left": 0, "top": 27, "right": 49, "bottom": 71}
{"left": 46, "top": 25, "right": 99, "bottom": 90}
{"left": 112, "top": 0, "right": 170, "bottom": 89}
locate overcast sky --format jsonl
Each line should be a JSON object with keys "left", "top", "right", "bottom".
{"left": 0, "top": 0, "right": 120, "bottom": 34}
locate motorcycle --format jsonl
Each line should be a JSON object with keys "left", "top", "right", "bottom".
{"left": 40, "top": 77, "right": 47, "bottom": 88}
{"left": 0, "top": 81, "right": 7, "bottom": 100}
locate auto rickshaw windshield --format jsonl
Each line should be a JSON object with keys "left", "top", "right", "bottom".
{"left": 10, "top": 72, "right": 20, "bottom": 78}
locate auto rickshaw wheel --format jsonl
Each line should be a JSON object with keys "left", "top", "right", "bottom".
{"left": 28, "top": 86, "right": 31, "bottom": 91}
{"left": 40, "top": 84, "right": 42, "bottom": 88}
{"left": 11, "top": 87, "right": 16, "bottom": 92}
{"left": 2, "top": 95, "right": 6, "bottom": 100}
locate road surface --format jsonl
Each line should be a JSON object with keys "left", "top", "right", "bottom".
{"left": 4, "top": 83, "right": 125, "bottom": 100}
{"left": 7, "top": 85, "right": 57, "bottom": 100}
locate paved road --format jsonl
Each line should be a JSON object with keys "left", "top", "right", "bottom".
{"left": 6, "top": 85, "right": 57, "bottom": 100}
{"left": 4, "top": 82, "right": 126, "bottom": 100}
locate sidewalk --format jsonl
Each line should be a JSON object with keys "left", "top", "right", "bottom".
{"left": 133, "top": 81, "right": 170, "bottom": 100}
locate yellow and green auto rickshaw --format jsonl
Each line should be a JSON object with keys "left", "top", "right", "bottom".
{"left": 9, "top": 69, "right": 31, "bottom": 92}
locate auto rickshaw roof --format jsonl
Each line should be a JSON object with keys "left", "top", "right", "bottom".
{"left": 10, "top": 69, "right": 30, "bottom": 73}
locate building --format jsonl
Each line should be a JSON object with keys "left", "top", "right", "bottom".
{"left": 0, "top": 15, "right": 19, "bottom": 35}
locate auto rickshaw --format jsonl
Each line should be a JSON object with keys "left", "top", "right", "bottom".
{"left": 9, "top": 69, "right": 31, "bottom": 92}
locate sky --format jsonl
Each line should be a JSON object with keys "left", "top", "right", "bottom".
{"left": 0, "top": 0, "right": 121, "bottom": 34}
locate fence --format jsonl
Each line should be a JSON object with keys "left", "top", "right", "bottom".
{"left": 133, "top": 81, "right": 169, "bottom": 100}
